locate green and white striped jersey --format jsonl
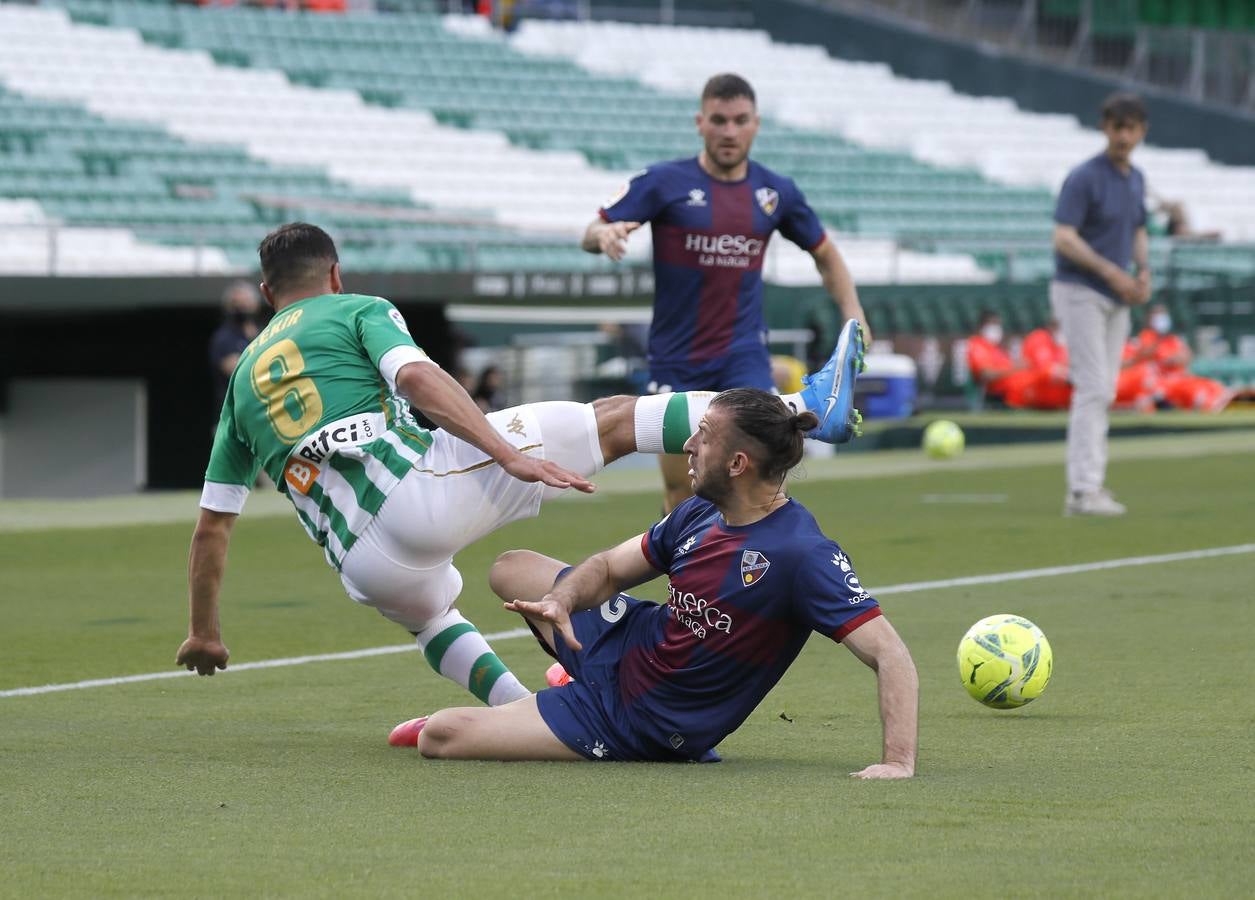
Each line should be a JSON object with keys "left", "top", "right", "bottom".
{"left": 201, "top": 293, "right": 432, "bottom": 570}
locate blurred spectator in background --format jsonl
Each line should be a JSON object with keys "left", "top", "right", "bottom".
{"left": 1051, "top": 92, "right": 1152, "bottom": 517}
{"left": 1126, "top": 304, "right": 1233, "bottom": 412}
{"left": 208, "top": 280, "right": 265, "bottom": 417}
{"left": 1018, "top": 318, "right": 1073, "bottom": 410}
{"left": 1021, "top": 318, "right": 1068, "bottom": 381}
{"left": 966, "top": 311, "right": 1069, "bottom": 410}
{"left": 472, "top": 365, "right": 505, "bottom": 413}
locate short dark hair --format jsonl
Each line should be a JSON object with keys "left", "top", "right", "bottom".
{"left": 977, "top": 309, "right": 1001, "bottom": 327}
{"left": 258, "top": 222, "right": 339, "bottom": 293}
{"left": 1101, "top": 92, "right": 1147, "bottom": 124}
{"left": 701, "top": 73, "right": 755, "bottom": 106}
{"left": 710, "top": 388, "right": 817, "bottom": 483}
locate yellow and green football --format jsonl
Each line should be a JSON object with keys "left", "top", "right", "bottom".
{"left": 922, "top": 419, "right": 964, "bottom": 460}
{"left": 957, "top": 614, "right": 1052, "bottom": 709}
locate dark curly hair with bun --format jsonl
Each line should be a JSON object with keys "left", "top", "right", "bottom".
{"left": 709, "top": 388, "right": 817, "bottom": 484}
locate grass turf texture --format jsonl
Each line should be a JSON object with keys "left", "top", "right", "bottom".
{"left": 2, "top": 434, "right": 1252, "bottom": 897}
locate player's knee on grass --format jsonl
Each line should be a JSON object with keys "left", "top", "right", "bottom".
{"left": 416, "top": 709, "right": 463, "bottom": 759}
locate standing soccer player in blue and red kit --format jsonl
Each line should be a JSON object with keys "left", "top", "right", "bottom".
{"left": 402, "top": 389, "right": 918, "bottom": 778}
{"left": 582, "top": 73, "right": 871, "bottom": 511}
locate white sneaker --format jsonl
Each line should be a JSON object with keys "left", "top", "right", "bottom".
{"left": 1064, "top": 489, "right": 1127, "bottom": 517}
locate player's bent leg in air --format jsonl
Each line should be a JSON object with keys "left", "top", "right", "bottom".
{"left": 490, "top": 550, "right": 575, "bottom": 686}
{"left": 488, "top": 550, "right": 569, "bottom": 650}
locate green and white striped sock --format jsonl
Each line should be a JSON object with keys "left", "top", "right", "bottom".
{"left": 633, "top": 391, "right": 718, "bottom": 454}
{"left": 415, "top": 610, "right": 529, "bottom": 706}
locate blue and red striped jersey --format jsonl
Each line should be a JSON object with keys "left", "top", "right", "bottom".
{"left": 624, "top": 495, "right": 881, "bottom": 756}
{"left": 600, "top": 157, "right": 826, "bottom": 368}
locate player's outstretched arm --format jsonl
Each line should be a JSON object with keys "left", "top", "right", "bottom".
{"left": 177, "top": 508, "right": 237, "bottom": 676}
{"left": 580, "top": 218, "right": 640, "bottom": 261}
{"left": 811, "top": 239, "right": 872, "bottom": 346}
{"left": 395, "top": 361, "right": 593, "bottom": 494}
{"left": 841, "top": 615, "right": 918, "bottom": 779}
{"left": 504, "top": 535, "right": 658, "bottom": 650}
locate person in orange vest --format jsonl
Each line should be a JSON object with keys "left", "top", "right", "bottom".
{"left": 1116, "top": 339, "right": 1160, "bottom": 411}
{"left": 1128, "top": 304, "right": 1233, "bottom": 412}
{"left": 1019, "top": 319, "right": 1073, "bottom": 410}
{"left": 967, "top": 311, "right": 1067, "bottom": 409}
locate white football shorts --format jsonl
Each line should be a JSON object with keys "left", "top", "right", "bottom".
{"left": 338, "top": 401, "right": 604, "bottom": 631}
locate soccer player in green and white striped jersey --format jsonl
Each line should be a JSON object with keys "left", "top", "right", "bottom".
{"left": 178, "top": 223, "right": 865, "bottom": 725}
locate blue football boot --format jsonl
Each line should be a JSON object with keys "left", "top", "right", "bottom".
{"left": 798, "top": 318, "right": 866, "bottom": 443}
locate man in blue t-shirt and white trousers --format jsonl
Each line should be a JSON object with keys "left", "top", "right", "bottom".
{"left": 1051, "top": 93, "right": 1153, "bottom": 517}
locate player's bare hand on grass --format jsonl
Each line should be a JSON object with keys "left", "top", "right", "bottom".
{"left": 849, "top": 762, "right": 914, "bottom": 780}
{"left": 501, "top": 455, "right": 595, "bottom": 493}
{"left": 176, "top": 636, "right": 230, "bottom": 676}
{"left": 504, "top": 596, "right": 581, "bottom": 651}
{"left": 598, "top": 221, "right": 640, "bottom": 261}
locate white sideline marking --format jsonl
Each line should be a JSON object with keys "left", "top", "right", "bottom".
{"left": 4, "top": 544, "right": 1254, "bottom": 699}
{"left": 0, "top": 628, "right": 531, "bottom": 699}
{"left": 919, "top": 493, "right": 1008, "bottom": 504}
{"left": 872, "top": 543, "right": 1255, "bottom": 597}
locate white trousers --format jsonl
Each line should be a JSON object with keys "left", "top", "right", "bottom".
{"left": 338, "top": 401, "right": 604, "bottom": 632}
{"left": 1049, "top": 280, "right": 1130, "bottom": 495}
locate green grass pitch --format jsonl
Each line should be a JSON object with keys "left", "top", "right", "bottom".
{"left": 1, "top": 432, "right": 1252, "bottom": 898}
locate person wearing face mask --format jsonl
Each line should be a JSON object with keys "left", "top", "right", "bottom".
{"left": 1051, "top": 93, "right": 1154, "bottom": 517}
{"left": 1127, "top": 304, "right": 1233, "bottom": 413}
{"left": 209, "top": 280, "right": 267, "bottom": 421}
{"left": 966, "top": 311, "right": 1068, "bottom": 409}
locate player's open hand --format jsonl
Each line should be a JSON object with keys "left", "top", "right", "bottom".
{"left": 849, "top": 762, "right": 914, "bottom": 780}
{"left": 501, "top": 455, "right": 595, "bottom": 494}
{"left": 176, "top": 635, "right": 230, "bottom": 676}
{"left": 598, "top": 221, "right": 640, "bottom": 261}
{"left": 504, "top": 596, "right": 581, "bottom": 651}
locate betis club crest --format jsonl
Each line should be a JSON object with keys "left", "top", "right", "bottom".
{"left": 740, "top": 550, "right": 771, "bottom": 586}
{"left": 754, "top": 187, "right": 779, "bottom": 216}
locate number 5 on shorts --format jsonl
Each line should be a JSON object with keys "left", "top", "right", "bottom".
{"left": 251, "top": 338, "right": 324, "bottom": 442}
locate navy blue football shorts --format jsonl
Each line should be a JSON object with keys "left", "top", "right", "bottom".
{"left": 530, "top": 575, "right": 720, "bottom": 763}
{"left": 647, "top": 345, "right": 774, "bottom": 394}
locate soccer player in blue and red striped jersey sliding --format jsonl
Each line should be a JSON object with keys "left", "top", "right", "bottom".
{"left": 396, "top": 388, "right": 918, "bottom": 778}
{"left": 582, "top": 73, "right": 871, "bottom": 512}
